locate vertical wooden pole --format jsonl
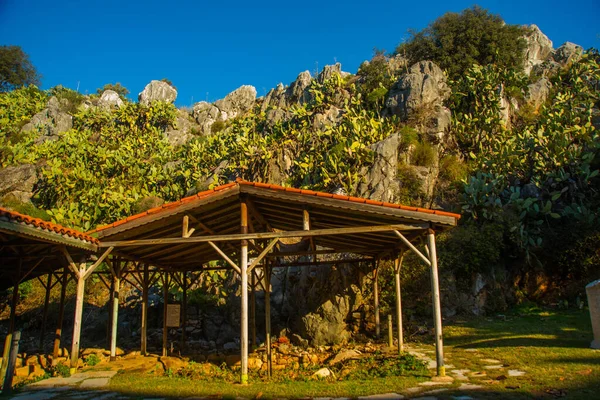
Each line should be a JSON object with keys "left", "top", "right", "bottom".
{"left": 162, "top": 272, "right": 169, "bottom": 357}
{"left": 250, "top": 270, "right": 256, "bottom": 349}
{"left": 427, "top": 230, "right": 445, "bottom": 377}
{"left": 265, "top": 263, "right": 272, "bottom": 378}
{"left": 373, "top": 259, "right": 380, "bottom": 339}
{"left": 110, "top": 260, "right": 120, "bottom": 361}
{"left": 240, "top": 199, "right": 249, "bottom": 384}
{"left": 53, "top": 267, "right": 68, "bottom": 360}
{"left": 106, "top": 276, "right": 114, "bottom": 349}
{"left": 180, "top": 272, "right": 187, "bottom": 353}
{"left": 2, "top": 330, "right": 20, "bottom": 394}
{"left": 395, "top": 254, "right": 404, "bottom": 354}
{"left": 39, "top": 273, "right": 52, "bottom": 351}
{"left": 141, "top": 264, "right": 149, "bottom": 356}
{"left": 388, "top": 315, "right": 393, "bottom": 347}
{"left": 70, "top": 263, "right": 86, "bottom": 373}
{"left": 0, "top": 279, "right": 19, "bottom": 385}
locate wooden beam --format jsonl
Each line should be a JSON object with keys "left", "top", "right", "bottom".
{"left": 207, "top": 241, "right": 241, "bottom": 275}
{"left": 247, "top": 238, "right": 279, "bottom": 273}
{"left": 394, "top": 253, "right": 404, "bottom": 354}
{"left": 240, "top": 198, "right": 249, "bottom": 384}
{"left": 101, "top": 224, "right": 424, "bottom": 247}
{"left": 82, "top": 247, "right": 114, "bottom": 281}
{"left": 427, "top": 231, "right": 444, "bottom": 377}
{"left": 394, "top": 230, "right": 431, "bottom": 266}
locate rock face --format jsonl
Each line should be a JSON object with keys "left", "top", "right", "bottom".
{"left": 164, "top": 110, "right": 195, "bottom": 147}
{"left": 357, "top": 133, "right": 400, "bottom": 202}
{"left": 98, "top": 90, "right": 124, "bottom": 109}
{"left": 552, "top": 42, "right": 583, "bottom": 65}
{"left": 522, "top": 25, "right": 553, "bottom": 75}
{"left": 138, "top": 80, "right": 177, "bottom": 105}
{"left": 20, "top": 96, "right": 72, "bottom": 142}
{"left": 192, "top": 85, "right": 256, "bottom": 135}
{"left": 386, "top": 61, "right": 450, "bottom": 120}
{"left": 0, "top": 164, "right": 37, "bottom": 203}
{"left": 526, "top": 78, "right": 551, "bottom": 110}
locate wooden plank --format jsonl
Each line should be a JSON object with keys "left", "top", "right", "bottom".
{"left": 82, "top": 247, "right": 114, "bottom": 281}
{"left": 208, "top": 242, "right": 241, "bottom": 275}
{"left": 394, "top": 230, "right": 431, "bottom": 266}
{"left": 247, "top": 238, "right": 279, "bottom": 273}
{"left": 101, "top": 224, "right": 423, "bottom": 247}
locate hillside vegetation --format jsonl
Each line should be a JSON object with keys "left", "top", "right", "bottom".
{"left": 1, "top": 7, "right": 599, "bottom": 313}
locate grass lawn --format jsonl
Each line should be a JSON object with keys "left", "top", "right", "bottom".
{"left": 107, "top": 307, "right": 599, "bottom": 399}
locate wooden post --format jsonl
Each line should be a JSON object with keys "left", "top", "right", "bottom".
{"left": 53, "top": 267, "right": 68, "bottom": 360}
{"left": 388, "top": 315, "right": 393, "bottom": 347}
{"left": 110, "top": 260, "right": 121, "bottom": 361}
{"left": 427, "top": 230, "right": 445, "bottom": 377}
{"left": 0, "top": 279, "right": 19, "bottom": 385}
{"left": 240, "top": 199, "right": 249, "bottom": 384}
{"left": 2, "top": 330, "right": 20, "bottom": 394}
{"left": 180, "top": 272, "right": 188, "bottom": 353}
{"left": 395, "top": 254, "right": 404, "bottom": 354}
{"left": 265, "top": 263, "right": 272, "bottom": 378}
{"left": 162, "top": 272, "right": 169, "bottom": 357}
{"left": 141, "top": 264, "right": 149, "bottom": 356}
{"left": 373, "top": 259, "right": 380, "bottom": 339}
{"left": 39, "top": 273, "right": 52, "bottom": 351}
{"left": 106, "top": 276, "right": 115, "bottom": 349}
{"left": 70, "top": 262, "right": 86, "bottom": 373}
{"left": 250, "top": 270, "right": 256, "bottom": 349}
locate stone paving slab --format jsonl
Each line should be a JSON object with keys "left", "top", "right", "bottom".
{"left": 358, "top": 393, "right": 404, "bottom": 399}
{"left": 79, "top": 378, "right": 111, "bottom": 389}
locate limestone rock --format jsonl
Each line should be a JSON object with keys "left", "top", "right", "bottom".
{"left": 522, "top": 24, "right": 553, "bottom": 75}
{"left": 290, "top": 333, "right": 309, "bottom": 348}
{"left": 386, "top": 61, "right": 450, "bottom": 120}
{"left": 553, "top": 42, "right": 583, "bottom": 65}
{"left": 526, "top": 78, "right": 551, "bottom": 109}
{"left": 165, "top": 110, "right": 195, "bottom": 147}
{"left": 248, "top": 357, "right": 263, "bottom": 370}
{"left": 214, "top": 85, "right": 257, "bottom": 120}
{"left": 98, "top": 90, "right": 124, "bottom": 109}
{"left": 328, "top": 349, "right": 361, "bottom": 366}
{"left": 261, "top": 71, "right": 312, "bottom": 112}
{"left": 312, "top": 367, "right": 335, "bottom": 379}
{"left": 159, "top": 356, "right": 187, "bottom": 372}
{"left": 313, "top": 106, "right": 342, "bottom": 130}
{"left": 357, "top": 133, "right": 400, "bottom": 202}
{"left": 193, "top": 101, "right": 221, "bottom": 135}
{"left": 287, "top": 71, "right": 313, "bottom": 104}
{"left": 0, "top": 164, "right": 37, "bottom": 203}
{"left": 318, "top": 63, "right": 343, "bottom": 83}
{"left": 138, "top": 80, "right": 177, "bottom": 105}
{"left": 20, "top": 96, "right": 73, "bottom": 141}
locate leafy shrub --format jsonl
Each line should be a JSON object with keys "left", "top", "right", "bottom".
{"left": 398, "top": 125, "right": 418, "bottom": 152}
{"left": 411, "top": 141, "right": 436, "bottom": 167}
{"left": 339, "top": 353, "right": 426, "bottom": 380}
{"left": 438, "top": 155, "right": 467, "bottom": 183}
{"left": 397, "top": 163, "right": 424, "bottom": 205}
{"left": 49, "top": 85, "right": 85, "bottom": 114}
{"left": 85, "top": 353, "right": 101, "bottom": 366}
{"left": 96, "top": 82, "right": 129, "bottom": 101}
{"left": 396, "top": 6, "right": 527, "bottom": 80}
{"left": 52, "top": 362, "right": 71, "bottom": 377}
{"left": 210, "top": 120, "right": 225, "bottom": 133}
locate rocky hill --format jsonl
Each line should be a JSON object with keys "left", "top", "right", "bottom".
{"left": 1, "top": 12, "right": 599, "bottom": 346}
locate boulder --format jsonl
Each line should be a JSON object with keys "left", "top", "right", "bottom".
{"left": 159, "top": 356, "right": 187, "bottom": 372}
{"left": 526, "top": 78, "right": 551, "bottom": 110}
{"left": 385, "top": 61, "right": 450, "bottom": 120}
{"left": 0, "top": 164, "right": 37, "bottom": 203}
{"left": 248, "top": 357, "right": 263, "bottom": 370}
{"left": 138, "top": 80, "right": 177, "bottom": 105}
{"left": 287, "top": 71, "right": 313, "bottom": 104}
{"left": 215, "top": 85, "right": 256, "bottom": 120}
{"left": 318, "top": 63, "right": 343, "bottom": 83}
{"left": 328, "top": 349, "right": 361, "bottom": 366}
{"left": 165, "top": 110, "right": 195, "bottom": 146}
{"left": 552, "top": 42, "right": 583, "bottom": 65}
{"left": 192, "top": 101, "right": 221, "bottom": 135}
{"left": 98, "top": 90, "right": 124, "bottom": 109}
{"left": 312, "top": 367, "right": 335, "bottom": 380}
{"left": 522, "top": 25, "right": 553, "bottom": 75}
{"left": 20, "top": 96, "right": 73, "bottom": 141}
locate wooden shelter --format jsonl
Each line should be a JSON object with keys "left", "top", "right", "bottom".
{"left": 0, "top": 207, "right": 107, "bottom": 387}
{"left": 93, "top": 179, "right": 460, "bottom": 382}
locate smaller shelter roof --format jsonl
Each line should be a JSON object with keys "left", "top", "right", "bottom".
{"left": 0, "top": 207, "right": 98, "bottom": 289}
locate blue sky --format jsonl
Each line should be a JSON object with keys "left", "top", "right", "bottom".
{"left": 1, "top": 0, "right": 598, "bottom": 106}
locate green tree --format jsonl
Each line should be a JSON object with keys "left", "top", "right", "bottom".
{"left": 0, "top": 46, "right": 41, "bottom": 92}
{"left": 96, "top": 82, "right": 130, "bottom": 100}
{"left": 395, "top": 6, "right": 527, "bottom": 80}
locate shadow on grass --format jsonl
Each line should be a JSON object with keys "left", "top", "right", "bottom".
{"left": 453, "top": 336, "right": 591, "bottom": 349}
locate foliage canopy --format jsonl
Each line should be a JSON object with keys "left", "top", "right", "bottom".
{"left": 0, "top": 45, "right": 41, "bottom": 92}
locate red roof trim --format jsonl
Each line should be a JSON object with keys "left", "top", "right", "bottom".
{"left": 90, "top": 179, "right": 461, "bottom": 234}
{"left": 0, "top": 207, "right": 99, "bottom": 244}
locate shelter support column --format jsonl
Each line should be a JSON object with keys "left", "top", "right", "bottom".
{"left": 39, "top": 273, "right": 53, "bottom": 351}
{"left": 250, "top": 271, "right": 256, "bottom": 349}
{"left": 373, "top": 259, "right": 380, "bottom": 339}
{"left": 427, "top": 230, "right": 445, "bottom": 376}
{"left": 141, "top": 264, "right": 149, "bottom": 356}
{"left": 162, "top": 272, "right": 170, "bottom": 357}
{"left": 240, "top": 198, "right": 249, "bottom": 384}
{"left": 265, "top": 263, "right": 272, "bottom": 378}
{"left": 110, "top": 259, "right": 121, "bottom": 361}
{"left": 0, "top": 278, "right": 19, "bottom": 386}
{"left": 53, "top": 267, "right": 68, "bottom": 360}
{"left": 70, "top": 262, "right": 86, "bottom": 373}
{"left": 180, "top": 272, "right": 188, "bottom": 353}
{"left": 394, "top": 254, "right": 404, "bottom": 354}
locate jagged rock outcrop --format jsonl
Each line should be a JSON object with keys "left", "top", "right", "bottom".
{"left": 98, "top": 90, "right": 124, "bottom": 109}
{"left": 552, "top": 42, "right": 583, "bottom": 65}
{"left": 164, "top": 110, "right": 195, "bottom": 147}
{"left": 20, "top": 96, "right": 72, "bottom": 142}
{"left": 312, "top": 106, "right": 342, "bottom": 131}
{"left": 138, "top": 80, "right": 177, "bottom": 105}
{"left": 0, "top": 164, "right": 37, "bottom": 203}
{"left": 192, "top": 85, "right": 256, "bottom": 135}
{"left": 261, "top": 71, "right": 313, "bottom": 115}
{"left": 317, "top": 62, "right": 349, "bottom": 83}
{"left": 357, "top": 133, "right": 400, "bottom": 202}
{"left": 522, "top": 25, "right": 553, "bottom": 75}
